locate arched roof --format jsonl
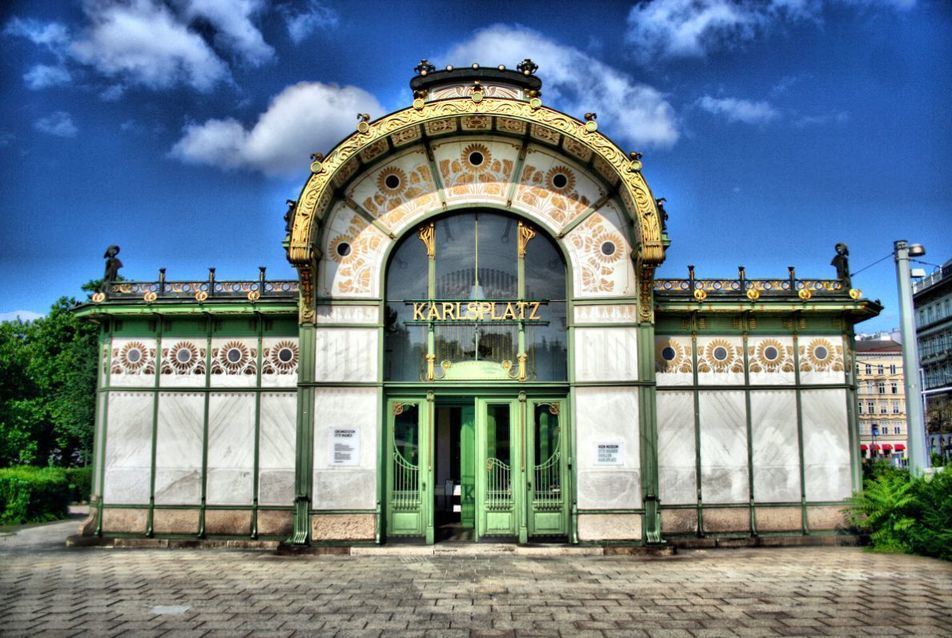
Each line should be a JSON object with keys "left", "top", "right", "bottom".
{"left": 286, "top": 96, "right": 666, "bottom": 271}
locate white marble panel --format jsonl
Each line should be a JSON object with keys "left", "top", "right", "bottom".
{"left": 432, "top": 137, "right": 521, "bottom": 208}
{"left": 574, "top": 327, "right": 638, "bottom": 382}
{"left": 657, "top": 391, "right": 696, "bottom": 505}
{"left": 206, "top": 393, "right": 256, "bottom": 505}
{"left": 513, "top": 146, "right": 607, "bottom": 235}
{"left": 575, "top": 387, "right": 641, "bottom": 509}
{"left": 260, "top": 337, "right": 299, "bottom": 388}
{"left": 563, "top": 205, "right": 636, "bottom": 298}
{"left": 314, "top": 328, "right": 378, "bottom": 382}
{"left": 158, "top": 338, "right": 206, "bottom": 388}
{"left": 92, "top": 392, "right": 106, "bottom": 497}
{"left": 750, "top": 391, "right": 800, "bottom": 503}
{"left": 319, "top": 202, "right": 392, "bottom": 298}
{"left": 748, "top": 336, "right": 795, "bottom": 386}
{"left": 346, "top": 147, "right": 441, "bottom": 236}
{"left": 312, "top": 387, "right": 379, "bottom": 510}
{"left": 103, "top": 392, "right": 154, "bottom": 504}
{"left": 655, "top": 336, "right": 694, "bottom": 387}
{"left": 316, "top": 305, "right": 380, "bottom": 325}
{"left": 258, "top": 392, "right": 297, "bottom": 506}
{"left": 698, "top": 391, "right": 749, "bottom": 504}
{"left": 208, "top": 338, "right": 258, "bottom": 388}
{"left": 801, "top": 389, "right": 852, "bottom": 501}
{"left": 573, "top": 304, "right": 639, "bottom": 324}
{"left": 696, "top": 336, "right": 745, "bottom": 386}
{"left": 154, "top": 392, "right": 204, "bottom": 505}
{"left": 800, "top": 336, "right": 847, "bottom": 385}
{"left": 109, "top": 338, "right": 157, "bottom": 387}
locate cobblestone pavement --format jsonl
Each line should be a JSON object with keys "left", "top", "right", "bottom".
{"left": 1, "top": 520, "right": 950, "bottom": 637}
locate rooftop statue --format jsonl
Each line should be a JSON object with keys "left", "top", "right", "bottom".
{"left": 831, "top": 242, "right": 850, "bottom": 288}
{"left": 101, "top": 245, "right": 122, "bottom": 292}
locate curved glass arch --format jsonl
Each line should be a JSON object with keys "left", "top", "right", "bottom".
{"left": 384, "top": 211, "right": 567, "bottom": 381}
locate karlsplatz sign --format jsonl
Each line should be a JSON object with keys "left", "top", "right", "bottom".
{"left": 408, "top": 300, "right": 546, "bottom": 322}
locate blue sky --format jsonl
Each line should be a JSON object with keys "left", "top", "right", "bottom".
{"left": 1, "top": 0, "right": 949, "bottom": 332}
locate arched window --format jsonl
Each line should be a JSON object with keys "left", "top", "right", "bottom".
{"left": 384, "top": 211, "right": 567, "bottom": 381}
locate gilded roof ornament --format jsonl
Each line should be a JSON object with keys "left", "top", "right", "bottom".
{"left": 517, "top": 58, "right": 539, "bottom": 75}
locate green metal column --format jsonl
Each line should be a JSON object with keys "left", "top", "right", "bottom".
{"left": 460, "top": 404, "right": 476, "bottom": 529}
{"left": 291, "top": 321, "right": 316, "bottom": 544}
{"left": 844, "top": 326, "right": 863, "bottom": 493}
{"left": 638, "top": 322, "right": 663, "bottom": 544}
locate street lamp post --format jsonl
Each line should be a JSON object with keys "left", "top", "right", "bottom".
{"left": 894, "top": 240, "right": 929, "bottom": 473}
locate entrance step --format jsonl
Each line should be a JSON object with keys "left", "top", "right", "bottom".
{"left": 351, "top": 543, "right": 606, "bottom": 556}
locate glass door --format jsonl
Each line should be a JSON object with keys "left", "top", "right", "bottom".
{"left": 386, "top": 398, "right": 432, "bottom": 541}
{"left": 527, "top": 399, "right": 569, "bottom": 537}
{"left": 475, "top": 398, "right": 521, "bottom": 539}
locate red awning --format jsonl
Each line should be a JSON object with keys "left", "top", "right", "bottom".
{"left": 860, "top": 444, "right": 868, "bottom": 451}
{"left": 871, "top": 444, "right": 881, "bottom": 451}
{"left": 894, "top": 444, "right": 905, "bottom": 451}
{"left": 882, "top": 444, "right": 893, "bottom": 452}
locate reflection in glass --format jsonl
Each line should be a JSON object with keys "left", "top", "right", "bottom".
{"left": 392, "top": 404, "right": 420, "bottom": 511}
{"left": 485, "top": 404, "right": 512, "bottom": 511}
{"left": 385, "top": 229, "right": 428, "bottom": 380}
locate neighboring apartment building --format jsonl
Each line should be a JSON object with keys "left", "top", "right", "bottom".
{"left": 914, "top": 258, "right": 952, "bottom": 460}
{"left": 855, "top": 337, "right": 907, "bottom": 461}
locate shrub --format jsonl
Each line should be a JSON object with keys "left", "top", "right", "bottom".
{"left": 850, "top": 465, "right": 952, "bottom": 561}
{"left": 64, "top": 466, "right": 92, "bottom": 503}
{"left": 0, "top": 466, "right": 70, "bottom": 526}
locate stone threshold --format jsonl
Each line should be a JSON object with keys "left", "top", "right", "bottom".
{"left": 66, "top": 534, "right": 861, "bottom": 554}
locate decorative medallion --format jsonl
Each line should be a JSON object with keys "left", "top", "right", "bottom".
{"left": 214, "top": 340, "right": 255, "bottom": 375}
{"left": 329, "top": 236, "right": 353, "bottom": 263}
{"left": 655, "top": 337, "right": 692, "bottom": 374}
{"left": 376, "top": 166, "right": 408, "bottom": 196}
{"left": 264, "top": 340, "right": 299, "bottom": 375}
{"left": 748, "top": 338, "right": 793, "bottom": 373}
{"left": 545, "top": 166, "right": 576, "bottom": 192}
{"left": 168, "top": 341, "right": 201, "bottom": 374}
{"left": 461, "top": 143, "right": 492, "bottom": 172}
{"left": 801, "top": 338, "right": 842, "bottom": 372}
{"left": 119, "top": 341, "right": 149, "bottom": 372}
{"left": 698, "top": 338, "right": 743, "bottom": 373}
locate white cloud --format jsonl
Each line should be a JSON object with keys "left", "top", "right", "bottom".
{"left": 697, "top": 95, "right": 780, "bottom": 124}
{"left": 0, "top": 310, "right": 44, "bottom": 322}
{"left": 626, "top": 0, "right": 915, "bottom": 62}
{"left": 70, "top": 0, "right": 230, "bottom": 92}
{"left": 169, "top": 82, "right": 384, "bottom": 176}
{"left": 177, "top": 0, "right": 274, "bottom": 66}
{"left": 23, "top": 64, "right": 72, "bottom": 89}
{"left": 443, "top": 24, "right": 679, "bottom": 148}
{"left": 3, "top": 17, "right": 70, "bottom": 50}
{"left": 795, "top": 110, "right": 850, "bottom": 126}
{"left": 34, "top": 111, "right": 78, "bottom": 137}
{"left": 283, "top": 0, "right": 338, "bottom": 44}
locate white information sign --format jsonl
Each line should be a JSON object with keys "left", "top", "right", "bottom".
{"left": 332, "top": 428, "right": 360, "bottom": 466}
{"left": 594, "top": 441, "right": 624, "bottom": 466}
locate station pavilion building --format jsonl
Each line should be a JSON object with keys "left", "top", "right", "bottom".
{"left": 76, "top": 62, "right": 880, "bottom": 546}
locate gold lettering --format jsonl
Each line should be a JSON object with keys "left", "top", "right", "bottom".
{"left": 478, "top": 301, "right": 492, "bottom": 320}
{"left": 441, "top": 302, "right": 456, "bottom": 320}
{"left": 490, "top": 302, "right": 503, "bottom": 320}
{"left": 426, "top": 303, "right": 440, "bottom": 321}
{"left": 502, "top": 303, "right": 517, "bottom": 320}
{"left": 413, "top": 302, "right": 426, "bottom": 321}
{"left": 528, "top": 301, "right": 542, "bottom": 320}
{"left": 465, "top": 302, "right": 479, "bottom": 320}
{"left": 517, "top": 301, "right": 529, "bottom": 320}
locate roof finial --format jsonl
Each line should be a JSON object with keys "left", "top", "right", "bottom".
{"left": 517, "top": 58, "right": 538, "bottom": 75}
{"left": 414, "top": 59, "right": 436, "bottom": 75}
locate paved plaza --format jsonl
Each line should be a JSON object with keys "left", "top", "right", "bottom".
{"left": 1, "top": 519, "right": 950, "bottom": 637}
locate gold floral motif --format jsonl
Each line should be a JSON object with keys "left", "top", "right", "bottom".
{"left": 265, "top": 340, "right": 299, "bottom": 374}
{"left": 655, "top": 337, "right": 692, "bottom": 374}
{"left": 698, "top": 338, "right": 743, "bottom": 373}
{"left": 517, "top": 221, "right": 536, "bottom": 257}
{"left": 566, "top": 213, "right": 628, "bottom": 294}
{"left": 214, "top": 340, "right": 255, "bottom": 375}
{"left": 116, "top": 340, "right": 152, "bottom": 373}
{"left": 518, "top": 161, "right": 590, "bottom": 227}
{"left": 748, "top": 338, "right": 793, "bottom": 373}
{"left": 800, "top": 338, "right": 843, "bottom": 372}
{"left": 165, "top": 341, "right": 202, "bottom": 375}
{"left": 326, "top": 214, "right": 385, "bottom": 295}
{"left": 376, "top": 166, "right": 408, "bottom": 195}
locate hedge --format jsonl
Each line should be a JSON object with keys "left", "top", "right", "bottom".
{"left": 850, "top": 463, "right": 952, "bottom": 561}
{"left": 0, "top": 466, "right": 71, "bottom": 526}
{"left": 65, "top": 466, "right": 92, "bottom": 503}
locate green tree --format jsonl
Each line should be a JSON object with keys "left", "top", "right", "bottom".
{"left": 0, "top": 293, "right": 98, "bottom": 467}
